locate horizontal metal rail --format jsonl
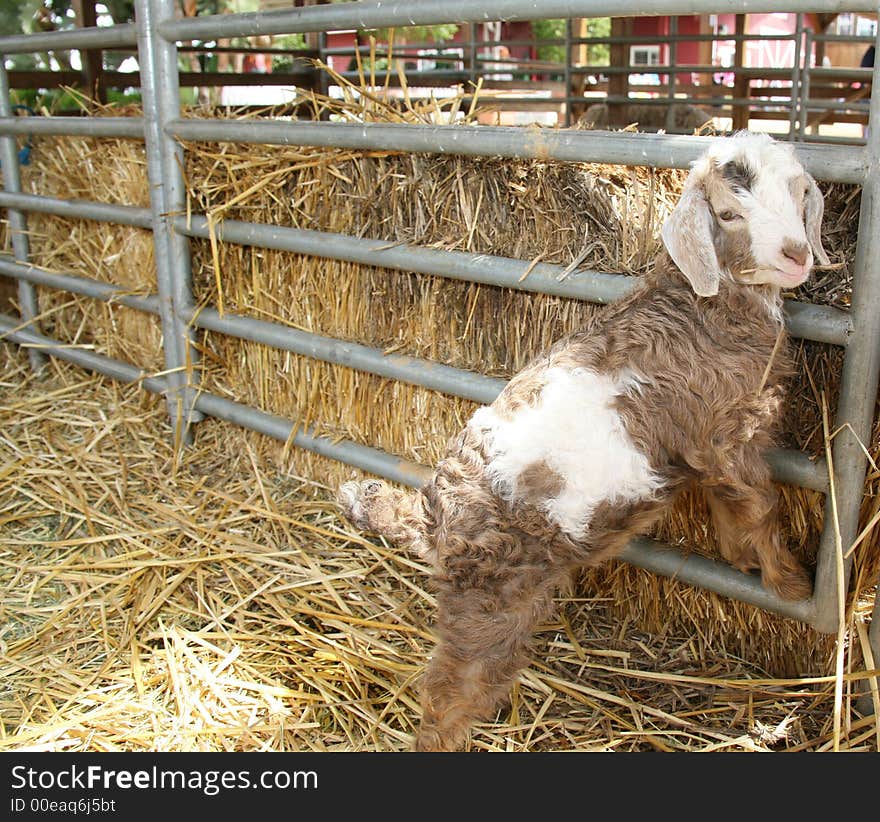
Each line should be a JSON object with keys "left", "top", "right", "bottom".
{"left": 0, "top": 192, "right": 151, "bottom": 228}
{"left": 178, "top": 215, "right": 635, "bottom": 305}
{"left": 192, "top": 307, "right": 507, "bottom": 406}
{"left": 0, "top": 114, "right": 866, "bottom": 185}
{"left": 0, "top": 190, "right": 848, "bottom": 347}
{"left": 155, "top": 1, "right": 879, "bottom": 42}
{"left": 1, "top": 6, "right": 873, "bottom": 54}
{"left": 192, "top": 392, "right": 434, "bottom": 488}
{"left": 168, "top": 119, "right": 868, "bottom": 185}
{"left": 807, "top": 67, "right": 875, "bottom": 80}
{"left": 802, "top": 134, "right": 868, "bottom": 146}
{"left": 0, "top": 258, "right": 159, "bottom": 315}
{"left": 0, "top": 311, "right": 818, "bottom": 624}
{"left": 0, "top": 255, "right": 506, "bottom": 403}
{"left": 0, "top": 253, "right": 830, "bottom": 493}
{"left": 593, "top": 94, "right": 822, "bottom": 110}
{"left": 813, "top": 32, "right": 878, "bottom": 42}
{"left": 0, "top": 117, "right": 145, "bottom": 140}
{"left": 579, "top": 65, "right": 797, "bottom": 78}
{"left": 802, "top": 99, "right": 872, "bottom": 113}
{"left": 324, "top": 33, "right": 805, "bottom": 52}
{"left": 619, "top": 537, "right": 814, "bottom": 621}
{"left": 177, "top": 215, "right": 853, "bottom": 347}
{"left": 767, "top": 448, "right": 827, "bottom": 492}
{"left": 0, "top": 313, "right": 167, "bottom": 393}
{"left": 0, "top": 23, "right": 138, "bottom": 54}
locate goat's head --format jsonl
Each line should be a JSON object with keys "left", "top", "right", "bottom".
{"left": 661, "top": 132, "right": 830, "bottom": 297}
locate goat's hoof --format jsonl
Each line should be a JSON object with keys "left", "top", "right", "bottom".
{"left": 412, "top": 728, "right": 457, "bottom": 752}
{"left": 336, "top": 479, "right": 384, "bottom": 530}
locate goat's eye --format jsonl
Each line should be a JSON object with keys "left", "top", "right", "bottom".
{"left": 717, "top": 210, "right": 742, "bottom": 223}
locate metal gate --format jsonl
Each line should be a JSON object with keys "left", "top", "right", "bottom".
{"left": 1, "top": 1, "right": 878, "bottom": 674}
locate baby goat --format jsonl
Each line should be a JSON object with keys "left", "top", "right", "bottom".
{"left": 338, "top": 132, "right": 829, "bottom": 751}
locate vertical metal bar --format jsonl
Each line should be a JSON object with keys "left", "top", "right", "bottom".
{"left": 72, "top": 0, "right": 106, "bottom": 103}
{"left": 564, "top": 19, "right": 573, "bottom": 127}
{"left": 317, "top": 30, "right": 329, "bottom": 98}
{"left": 0, "top": 58, "right": 44, "bottom": 372}
{"left": 799, "top": 29, "right": 813, "bottom": 140}
{"left": 732, "top": 14, "right": 749, "bottom": 131}
{"left": 607, "top": 17, "right": 628, "bottom": 127}
{"left": 811, "top": 25, "right": 880, "bottom": 635}
{"left": 467, "top": 22, "right": 478, "bottom": 90}
{"left": 135, "top": 0, "right": 202, "bottom": 444}
{"left": 667, "top": 15, "right": 677, "bottom": 105}
{"left": 789, "top": 13, "right": 803, "bottom": 141}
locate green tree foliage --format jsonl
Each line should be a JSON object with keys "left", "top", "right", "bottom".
{"left": 532, "top": 18, "right": 566, "bottom": 65}
{"left": 2, "top": 1, "right": 136, "bottom": 69}
{"left": 585, "top": 17, "right": 611, "bottom": 65}
{"left": 0, "top": 1, "right": 25, "bottom": 35}
{"left": 3, "top": 2, "right": 73, "bottom": 72}
{"left": 532, "top": 17, "right": 611, "bottom": 66}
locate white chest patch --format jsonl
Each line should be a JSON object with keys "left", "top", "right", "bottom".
{"left": 469, "top": 367, "right": 664, "bottom": 540}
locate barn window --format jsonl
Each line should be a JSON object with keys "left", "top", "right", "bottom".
{"left": 630, "top": 45, "right": 662, "bottom": 67}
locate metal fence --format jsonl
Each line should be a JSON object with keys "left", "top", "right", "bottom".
{"left": 6, "top": 19, "right": 875, "bottom": 141}
{"left": 1, "top": 1, "right": 879, "bottom": 682}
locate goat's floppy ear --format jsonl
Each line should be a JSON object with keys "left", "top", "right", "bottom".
{"left": 661, "top": 175, "right": 721, "bottom": 297}
{"left": 804, "top": 173, "right": 831, "bottom": 267}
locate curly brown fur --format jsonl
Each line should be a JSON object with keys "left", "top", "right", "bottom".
{"left": 336, "top": 134, "right": 825, "bottom": 750}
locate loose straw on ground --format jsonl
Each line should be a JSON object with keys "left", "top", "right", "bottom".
{"left": 0, "top": 349, "right": 876, "bottom": 751}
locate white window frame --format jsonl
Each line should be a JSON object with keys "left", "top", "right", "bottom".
{"left": 630, "top": 45, "right": 662, "bottom": 67}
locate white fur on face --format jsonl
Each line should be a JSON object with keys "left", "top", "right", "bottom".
{"left": 706, "top": 133, "right": 813, "bottom": 286}
{"left": 469, "top": 367, "right": 664, "bottom": 540}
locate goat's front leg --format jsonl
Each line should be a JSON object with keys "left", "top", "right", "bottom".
{"left": 337, "top": 479, "right": 431, "bottom": 557}
{"left": 704, "top": 477, "right": 811, "bottom": 601}
{"left": 415, "top": 548, "right": 567, "bottom": 751}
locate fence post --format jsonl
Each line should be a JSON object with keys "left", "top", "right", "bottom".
{"left": 798, "top": 29, "right": 813, "bottom": 140}
{"left": 73, "top": 0, "right": 106, "bottom": 104}
{"left": 789, "top": 13, "right": 803, "bottom": 141}
{"left": 732, "top": 14, "right": 749, "bottom": 130}
{"left": 564, "top": 19, "right": 573, "bottom": 127}
{"left": 135, "top": 0, "right": 203, "bottom": 446}
{"left": 667, "top": 15, "right": 677, "bottom": 108}
{"left": 607, "top": 16, "right": 629, "bottom": 127}
{"left": 0, "top": 59, "right": 45, "bottom": 373}
{"left": 465, "top": 23, "right": 477, "bottom": 90}
{"left": 811, "top": 27, "right": 880, "bottom": 638}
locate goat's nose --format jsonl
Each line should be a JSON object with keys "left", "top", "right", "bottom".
{"left": 782, "top": 240, "right": 809, "bottom": 267}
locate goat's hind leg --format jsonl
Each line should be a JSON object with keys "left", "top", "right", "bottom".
{"left": 416, "top": 543, "right": 567, "bottom": 751}
{"left": 704, "top": 480, "right": 811, "bottom": 601}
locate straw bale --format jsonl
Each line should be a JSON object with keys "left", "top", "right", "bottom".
{"left": 13, "top": 130, "right": 162, "bottom": 371}
{"left": 6, "top": 91, "right": 877, "bottom": 680}
{"left": 1, "top": 348, "right": 876, "bottom": 751}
